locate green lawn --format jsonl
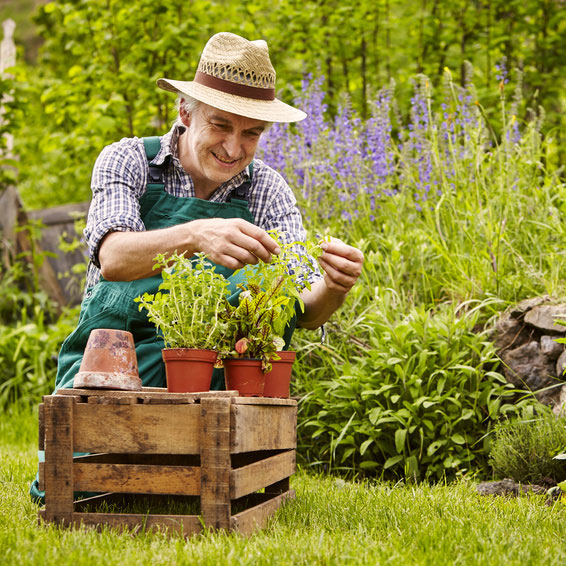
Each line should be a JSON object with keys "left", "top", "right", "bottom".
{"left": 1, "top": 405, "right": 566, "bottom": 566}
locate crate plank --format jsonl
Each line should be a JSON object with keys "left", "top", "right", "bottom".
{"left": 231, "top": 404, "right": 297, "bottom": 453}
{"left": 74, "top": 463, "right": 201, "bottom": 496}
{"left": 200, "top": 398, "right": 231, "bottom": 530}
{"left": 230, "top": 490, "right": 295, "bottom": 536}
{"left": 44, "top": 395, "right": 74, "bottom": 524}
{"left": 72, "top": 404, "right": 201, "bottom": 454}
{"left": 69, "top": 511, "right": 202, "bottom": 536}
{"left": 38, "top": 403, "right": 44, "bottom": 450}
{"left": 230, "top": 450, "right": 296, "bottom": 499}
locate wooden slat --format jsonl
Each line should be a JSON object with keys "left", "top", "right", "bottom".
{"left": 74, "top": 463, "right": 201, "bottom": 496}
{"left": 38, "top": 403, "right": 44, "bottom": 450}
{"left": 230, "top": 450, "right": 295, "bottom": 499}
{"left": 232, "top": 397, "right": 297, "bottom": 406}
{"left": 72, "top": 403, "right": 201, "bottom": 454}
{"left": 73, "top": 512, "right": 202, "bottom": 536}
{"left": 200, "top": 397, "right": 231, "bottom": 530}
{"left": 57, "top": 388, "right": 238, "bottom": 404}
{"left": 230, "top": 404, "right": 297, "bottom": 453}
{"left": 230, "top": 490, "right": 295, "bottom": 535}
{"left": 43, "top": 395, "right": 74, "bottom": 524}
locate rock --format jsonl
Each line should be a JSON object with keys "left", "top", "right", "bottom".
{"left": 476, "top": 479, "right": 547, "bottom": 497}
{"left": 541, "top": 335, "right": 564, "bottom": 360}
{"left": 494, "top": 313, "right": 536, "bottom": 353}
{"left": 500, "top": 341, "right": 556, "bottom": 390}
{"left": 507, "top": 296, "right": 549, "bottom": 319}
{"left": 556, "top": 351, "right": 566, "bottom": 378}
{"left": 552, "top": 384, "right": 566, "bottom": 417}
{"left": 524, "top": 305, "right": 566, "bottom": 334}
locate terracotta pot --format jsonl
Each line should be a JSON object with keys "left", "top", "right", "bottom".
{"left": 162, "top": 348, "right": 217, "bottom": 393}
{"left": 223, "top": 358, "right": 266, "bottom": 397}
{"left": 263, "top": 351, "right": 296, "bottom": 398}
{"left": 74, "top": 329, "right": 142, "bottom": 391}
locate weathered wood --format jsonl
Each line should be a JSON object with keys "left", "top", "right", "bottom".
{"left": 230, "top": 450, "right": 295, "bottom": 499}
{"left": 73, "top": 463, "right": 201, "bottom": 496}
{"left": 57, "top": 387, "right": 238, "bottom": 404}
{"left": 40, "top": 390, "right": 297, "bottom": 535}
{"left": 72, "top": 403, "right": 201, "bottom": 454}
{"left": 200, "top": 397, "right": 231, "bottom": 530}
{"left": 230, "top": 490, "right": 295, "bottom": 536}
{"left": 232, "top": 396, "right": 297, "bottom": 406}
{"left": 38, "top": 402, "right": 44, "bottom": 450}
{"left": 41, "top": 510, "right": 203, "bottom": 537}
{"left": 43, "top": 395, "right": 74, "bottom": 524}
{"left": 230, "top": 404, "right": 297, "bottom": 453}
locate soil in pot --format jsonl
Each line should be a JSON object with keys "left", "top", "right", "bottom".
{"left": 263, "top": 351, "right": 296, "bottom": 398}
{"left": 162, "top": 348, "right": 217, "bottom": 393}
{"left": 223, "top": 358, "right": 266, "bottom": 396}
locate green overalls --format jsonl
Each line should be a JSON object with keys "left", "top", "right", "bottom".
{"left": 30, "top": 136, "right": 296, "bottom": 502}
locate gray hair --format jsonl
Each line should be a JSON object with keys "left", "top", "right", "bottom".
{"left": 176, "top": 95, "right": 201, "bottom": 124}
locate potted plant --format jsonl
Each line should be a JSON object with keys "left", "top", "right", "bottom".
{"left": 222, "top": 231, "right": 322, "bottom": 397}
{"left": 135, "top": 252, "right": 232, "bottom": 392}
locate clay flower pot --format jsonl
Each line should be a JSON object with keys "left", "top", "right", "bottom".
{"left": 263, "top": 351, "right": 296, "bottom": 398}
{"left": 223, "top": 358, "right": 266, "bottom": 397}
{"left": 162, "top": 348, "right": 217, "bottom": 393}
{"left": 74, "top": 329, "right": 142, "bottom": 391}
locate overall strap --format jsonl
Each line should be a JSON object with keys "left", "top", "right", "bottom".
{"left": 143, "top": 136, "right": 168, "bottom": 189}
{"left": 229, "top": 161, "right": 254, "bottom": 203}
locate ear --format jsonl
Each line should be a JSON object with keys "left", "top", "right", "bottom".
{"left": 179, "top": 100, "right": 191, "bottom": 127}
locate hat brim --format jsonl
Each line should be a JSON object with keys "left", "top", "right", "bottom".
{"left": 157, "top": 78, "right": 306, "bottom": 123}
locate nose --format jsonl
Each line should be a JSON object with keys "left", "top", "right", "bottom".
{"left": 222, "top": 132, "right": 242, "bottom": 158}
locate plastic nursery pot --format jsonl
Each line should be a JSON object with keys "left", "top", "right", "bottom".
{"left": 162, "top": 348, "right": 217, "bottom": 393}
{"left": 263, "top": 351, "right": 296, "bottom": 398}
{"left": 74, "top": 328, "right": 142, "bottom": 391}
{"left": 223, "top": 358, "right": 266, "bottom": 397}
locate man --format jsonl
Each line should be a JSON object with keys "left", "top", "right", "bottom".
{"left": 55, "top": 31, "right": 364, "bottom": 391}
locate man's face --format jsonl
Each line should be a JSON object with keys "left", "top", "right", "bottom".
{"left": 179, "top": 102, "right": 267, "bottom": 195}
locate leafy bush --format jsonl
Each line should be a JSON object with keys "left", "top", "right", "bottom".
{"left": 294, "top": 292, "right": 535, "bottom": 480}
{"left": 489, "top": 410, "right": 566, "bottom": 484}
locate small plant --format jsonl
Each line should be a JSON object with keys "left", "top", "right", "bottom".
{"left": 226, "top": 230, "right": 322, "bottom": 371}
{"left": 489, "top": 409, "right": 566, "bottom": 484}
{"left": 134, "top": 252, "right": 232, "bottom": 350}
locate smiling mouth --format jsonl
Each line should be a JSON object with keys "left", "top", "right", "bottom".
{"left": 212, "top": 152, "right": 239, "bottom": 165}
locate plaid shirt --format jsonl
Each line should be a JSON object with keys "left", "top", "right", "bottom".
{"left": 84, "top": 123, "right": 321, "bottom": 290}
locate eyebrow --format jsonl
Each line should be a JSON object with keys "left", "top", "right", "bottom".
{"left": 209, "top": 114, "right": 266, "bottom": 134}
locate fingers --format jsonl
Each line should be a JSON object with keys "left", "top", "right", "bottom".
{"left": 319, "top": 237, "right": 364, "bottom": 292}
{"left": 191, "top": 218, "right": 280, "bottom": 269}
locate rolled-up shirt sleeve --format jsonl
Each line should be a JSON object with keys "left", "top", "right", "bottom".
{"left": 85, "top": 139, "right": 148, "bottom": 268}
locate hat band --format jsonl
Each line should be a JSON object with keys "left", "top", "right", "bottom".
{"left": 194, "top": 71, "right": 275, "bottom": 101}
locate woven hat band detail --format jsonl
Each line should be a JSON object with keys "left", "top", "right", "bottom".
{"left": 194, "top": 71, "right": 275, "bottom": 101}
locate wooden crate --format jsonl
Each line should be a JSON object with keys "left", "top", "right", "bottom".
{"left": 38, "top": 388, "right": 297, "bottom": 536}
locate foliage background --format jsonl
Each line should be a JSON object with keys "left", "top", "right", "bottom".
{"left": 1, "top": 0, "right": 566, "bottom": 482}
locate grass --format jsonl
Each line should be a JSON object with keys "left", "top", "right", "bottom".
{"left": 1, "top": 405, "right": 566, "bottom": 565}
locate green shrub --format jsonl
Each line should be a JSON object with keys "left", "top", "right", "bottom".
{"left": 489, "top": 410, "right": 566, "bottom": 484}
{"left": 294, "top": 291, "right": 540, "bottom": 481}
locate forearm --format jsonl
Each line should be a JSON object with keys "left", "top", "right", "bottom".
{"left": 297, "top": 279, "right": 348, "bottom": 330}
{"left": 98, "top": 224, "right": 195, "bottom": 281}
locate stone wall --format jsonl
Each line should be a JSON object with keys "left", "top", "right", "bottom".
{"left": 495, "top": 297, "right": 566, "bottom": 412}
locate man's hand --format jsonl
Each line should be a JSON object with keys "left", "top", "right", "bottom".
{"left": 190, "top": 218, "right": 280, "bottom": 270}
{"left": 318, "top": 237, "right": 364, "bottom": 293}
{"left": 298, "top": 237, "right": 364, "bottom": 329}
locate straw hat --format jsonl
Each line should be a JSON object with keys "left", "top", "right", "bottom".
{"left": 157, "top": 32, "right": 306, "bottom": 123}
